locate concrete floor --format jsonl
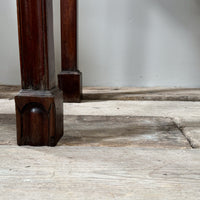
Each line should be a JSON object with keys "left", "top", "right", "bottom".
{"left": 0, "top": 86, "right": 200, "bottom": 199}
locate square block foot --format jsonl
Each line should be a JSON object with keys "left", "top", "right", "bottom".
{"left": 15, "top": 88, "right": 63, "bottom": 146}
{"left": 58, "top": 71, "right": 82, "bottom": 103}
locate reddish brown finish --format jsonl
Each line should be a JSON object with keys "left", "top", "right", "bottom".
{"left": 15, "top": 0, "right": 63, "bottom": 146}
{"left": 58, "top": 0, "right": 82, "bottom": 102}
{"left": 17, "top": 0, "right": 55, "bottom": 90}
{"left": 59, "top": 71, "right": 81, "bottom": 102}
{"left": 15, "top": 89, "right": 63, "bottom": 146}
{"left": 61, "top": 0, "right": 77, "bottom": 71}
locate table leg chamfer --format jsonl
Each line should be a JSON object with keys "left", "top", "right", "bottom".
{"left": 16, "top": 0, "right": 63, "bottom": 146}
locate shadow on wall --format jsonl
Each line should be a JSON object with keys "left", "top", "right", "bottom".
{"left": 78, "top": 0, "right": 200, "bottom": 87}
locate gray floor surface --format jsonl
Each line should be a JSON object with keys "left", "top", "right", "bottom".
{"left": 0, "top": 86, "right": 200, "bottom": 200}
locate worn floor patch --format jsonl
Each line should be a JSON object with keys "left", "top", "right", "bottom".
{"left": 0, "top": 114, "right": 190, "bottom": 148}
{"left": 59, "top": 115, "right": 191, "bottom": 148}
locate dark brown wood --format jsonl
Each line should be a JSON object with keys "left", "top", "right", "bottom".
{"left": 17, "top": 0, "right": 55, "bottom": 90}
{"left": 58, "top": 71, "right": 81, "bottom": 102}
{"left": 15, "top": 0, "right": 63, "bottom": 146}
{"left": 58, "top": 0, "right": 82, "bottom": 102}
{"left": 61, "top": 0, "right": 77, "bottom": 71}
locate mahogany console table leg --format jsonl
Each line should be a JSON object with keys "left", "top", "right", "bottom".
{"left": 58, "top": 0, "right": 82, "bottom": 103}
{"left": 15, "top": 0, "right": 63, "bottom": 146}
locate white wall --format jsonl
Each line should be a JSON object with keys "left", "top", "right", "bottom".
{"left": 0, "top": 0, "right": 20, "bottom": 85}
{"left": 1, "top": 0, "right": 200, "bottom": 87}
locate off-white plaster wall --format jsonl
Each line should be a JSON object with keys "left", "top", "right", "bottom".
{"left": 1, "top": 0, "right": 200, "bottom": 87}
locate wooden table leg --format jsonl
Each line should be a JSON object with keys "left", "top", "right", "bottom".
{"left": 58, "top": 0, "right": 82, "bottom": 103}
{"left": 15, "top": 0, "right": 63, "bottom": 146}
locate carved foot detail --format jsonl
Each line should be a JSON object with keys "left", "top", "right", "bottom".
{"left": 15, "top": 88, "right": 63, "bottom": 146}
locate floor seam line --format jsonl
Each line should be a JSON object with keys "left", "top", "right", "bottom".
{"left": 173, "top": 121, "right": 194, "bottom": 149}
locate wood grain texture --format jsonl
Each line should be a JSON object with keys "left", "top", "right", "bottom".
{"left": 15, "top": 89, "right": 63, "bottom": 146}
{"left": 58, "top": 0, "right": 82, "bottom": 102}
{"left": 58, "top": 71, "right": 82, "bottom": 102}
{"left": 61, "top": 0, "right": 77, "bottom": 71}
{"left": 17, "top": 0, "right": 55, "bottom": 90}
{"left": 15, "top": 0, "right": 63, "bottom": 146}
